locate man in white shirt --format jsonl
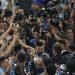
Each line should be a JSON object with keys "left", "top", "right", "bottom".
{"left": 0, "top": 0, "right": 8, "bottom": 10}
{"left": 0, "top": 0, "right": 17, "bottom": 12}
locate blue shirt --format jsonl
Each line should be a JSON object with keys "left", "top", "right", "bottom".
{"left": 0, "top": 67, "right": 4, "bottom": 75}
{"left": 30, "top": 39, "right": 36, "bottom": 46}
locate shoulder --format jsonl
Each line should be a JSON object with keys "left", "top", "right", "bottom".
{"left": 42, "top": 52, "right": 50, "bottom": 59}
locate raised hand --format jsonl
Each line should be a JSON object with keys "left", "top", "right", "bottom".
{"left": 13, "top": 32, "right": 19, "bottom": 40}
{"left": 8, "top": 23, "right": 14, "bottom": 31}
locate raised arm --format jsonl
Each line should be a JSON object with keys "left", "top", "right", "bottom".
{"left": 3, "top": 34, "right": 18, "bottom": 57}
{"left": 0, "top": 23, "right": 14, "bottom": 41}
{"left": 18, "top": 39, "right": 35, "bottom": 57}
{"left": 70, "top": 3, "right": 75, "bottom": 27}
{"left": 70, "top": 3, "right": 75, "bottom": 18}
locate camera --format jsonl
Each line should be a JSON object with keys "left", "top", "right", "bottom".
{"left": 13, "top": 23, "right": 19, "bottom": 27}
{"left": 12, "top": 23, "right": 19, "bottom": 32}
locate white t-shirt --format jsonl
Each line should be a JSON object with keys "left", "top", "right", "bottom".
{"left": 1, "top": 0, "right": 8, "bottom": 10}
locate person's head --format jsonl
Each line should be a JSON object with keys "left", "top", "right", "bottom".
{"left": 31, "top": 3, "right": 41, "bottom": 12}
{"left": 53, "top": 43, "right": 62, "bottom": 55}
{"left": 4, "top": 10, "right": 12, "bottom": 22}
{"left": 0, "top": 56, "right": 9, "bottom": 69}
{"left": 37, "top": 16, "right": 43, "bottom": 27}
{"left": 65, "top": 27, "right": 74, "bottom": 42}
{"left": 14, "top": 13, "right": 25, "bottom": 27}
{"left": 50, "top": 25, "right": 60, "bottom": 35}
{"left": 50, "top": 20, "right": 61, "bottom": 34}
{"left": 0, "top": 21, "right": 8, "bottom": 31}
{"left": 29, "top": 17, "right": 36, "bottom": 27}
{"left": 14, "top": 44, "right": 22, "bottom": 56}
{"left": 17, "top": 50, "right": 25, "bottom": 63}
{"left": 31, "top": 0, "right": 42, "bottom": 11}
{"left": 14, "top": 64, "right": 22, "bottom": 75}
{"left": 35, "top": 40, "right": 45, "bottom": 55}
{"left": 34, "top": 57, "right": 45, "bottom": 74}
{"left": 33, "top": 29, "right": 39, "bottom": 40}
{"left": 56, "top": 40, "right": 66, "bottom": 50}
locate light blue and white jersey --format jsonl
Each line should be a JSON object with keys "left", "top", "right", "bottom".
{"left": 0, "top": 67, "right": 4, "bottom": 75}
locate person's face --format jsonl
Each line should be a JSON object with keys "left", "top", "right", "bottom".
{"left": 29, "top": 19, "right": 36, "bottom": 27}
{"left": 31, "top": 3, "right": 40, "bottom": 11}
{"left": 66, "top": 29, "right": 74, "bottom": 41}
{"left": 20, "top": 20, "right": 25, "bottom": 27}
{"left": 29, "top": 15, "right": 33, "bottom": 21}
{"left": 1, "top": 59, "right": 9, "bottom": 69}
{"left": 33, "top": 32, "right": 39, "bottom": 39}
{"left": 37, "top": 17, "right": 43, "bottom": 26}
{"left": 51, "top": 25, "right": 59, "bottom": 34}
{"left": 0, "top": 22, "right": 7, "bottom": 34}
{"left": 0, "top": 22, "right": 8, "bottom": 30}
{"left": 35, "top": 46, "right": 44, "bottom": 53}
{"left": 15, "top": 20, "right": 24, "bottom": 28}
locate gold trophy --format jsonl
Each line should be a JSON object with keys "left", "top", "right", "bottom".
{"left": 13, "top": 23, "right": 20, "bottom": 32}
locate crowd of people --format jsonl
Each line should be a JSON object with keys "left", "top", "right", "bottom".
{"left": 0, "top": 0, "right": 75, "bottom": 75}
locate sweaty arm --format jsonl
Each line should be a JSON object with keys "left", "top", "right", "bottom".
{"left": 0, "top": 29, "right": 11, "bottom": 41}
{"left": 1, "top": 34, "right": 17, "bottom": 57}
{"left": 18, "top": 39, "right": 35, "bottom": 57}
{"left": 0, "top": 23, "right": 13, "bottom": 41}
{"left": 70, "top": 5, "right": 75, "bottom": 17}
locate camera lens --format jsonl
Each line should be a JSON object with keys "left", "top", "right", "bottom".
{"left": 14, "top": 24, "right": 17, "bottom": 27}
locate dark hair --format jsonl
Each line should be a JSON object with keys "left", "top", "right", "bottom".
{"left": 0, "top": 56, "right": 6, "bottom": 64}
{"left": 65, "top": 26, "right": 74, "bottom": 37}
{"left": 47, "top": 64, "right": 56, "bottom": 75}
{"left": 50, "top": 18, "right": 61, "bottom": 31}
{"left": 14, "top": 13, "right": 24, "bottom": 22}
{"left": 14, "top": 44, "right": 22, "bottom": 55}
{"left": 53, "top": 44, "right": 62, "bottom": 54}
{"left": 36, "top": 40, "right": 44, "bottom": 47}
{"left": 14, "top": 65, "right": 22, "bottom": 75}
{"left": 65, "top": 26, "right": 73, "bottom": 33}
{"left": 33, "top": 28, "right": 39, "bottom": 33}
{"left": 17, "top": 51, "right": 25, "bottom": 63}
